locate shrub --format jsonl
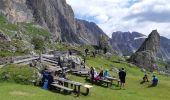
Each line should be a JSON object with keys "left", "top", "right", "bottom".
{"left": 31, "top": 37, "right": 45, "bottom": 51}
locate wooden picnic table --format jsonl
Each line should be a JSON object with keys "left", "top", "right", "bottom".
{"left": 54, "top": 78, "right": 82, "bottom": 96}
{"left": 105, "top": 76, "right": 118, "bottom": 86}
{"left": 51, "top": 83, "right": 74, "bottom": 94}
{"left": 54, "top": 78, "right": 92, "bottom": 96}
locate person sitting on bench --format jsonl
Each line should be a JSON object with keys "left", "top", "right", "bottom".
{"left": 48, "top": 72, "right": 54, "bottom": 90}
{"left": 104, "top": 70, "right": 109, "bottom": 77}
{"left": 95, "top": 70, "right": 103, "bottom": 80}
{"left": 152, "top": 75, "right": 158, "bottom": 86}
{"left": 94, "top": 68, "right": 98, "bottom": 78}
{"left": 143, "top": 74, "right": 149, "bottom": 82}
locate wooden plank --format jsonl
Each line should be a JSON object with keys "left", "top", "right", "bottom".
{"left": 55, "top": 78, "right": 83, "bottom": 86}
{"left": 13, "top": 57, "right": 39, "bottom": 64}
{"left": 41, "top": 58, "right": 58, "bottom": 64}
{"left": 105, "top": 76, "right": 117, "bottom": 80}
{"left": 51, "top": 84, "right": 73, "bottom": 91}
{"left": 83, "top": 85, "right": 93, "bottom": 89}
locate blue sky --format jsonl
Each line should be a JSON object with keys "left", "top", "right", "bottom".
{"left": 67, "top": 0, "right": 170, "bottom": 38}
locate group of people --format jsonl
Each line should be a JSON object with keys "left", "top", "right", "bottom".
{"left": 142, "top": 74, "right": 158, "bottom": 86}
{"left": 89, "top": 67, "right": 127, "bottom": 89}
{"left": 89, "top": 67, "right": 110, "bottom": 84}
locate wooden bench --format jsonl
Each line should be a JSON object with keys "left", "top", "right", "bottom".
{"left": 72, "top": 71, "right": 89, "bottom": 76}
{"left": 54, "top": 78, "right": 83, "bottom": 96}
{"left": 86, "top": 76, "right": 112, "bottom": 87}
{"left": 51, "top": 84, "right": 73, "bottom": 94}
{"left": 54, "top": 78, "right": 93, "bottom": 96}
{"left": 82, "top": 85, "right": 93, "bottom": 95}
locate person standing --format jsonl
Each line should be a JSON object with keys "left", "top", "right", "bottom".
{"left": 119, "top": 68, "right": 126, "bottom": 89}
{"left": 85, "top": 49, "right": 89, "bottom": 56}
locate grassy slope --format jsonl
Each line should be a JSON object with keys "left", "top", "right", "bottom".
{"left": 0, "top": 16, "right": 51, "bottom": 57}
{"left": 0, "top": 16, "right": 50, "bottom": 38}
{"left": 0, "top": 56, "right": 170, "bottom": 100}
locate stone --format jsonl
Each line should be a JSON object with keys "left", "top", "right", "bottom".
{"left": 0, "top": 31, "right": 10, "bottom": 41}
{"left": 0, "top": 0, "right": 33, "bottom": 23}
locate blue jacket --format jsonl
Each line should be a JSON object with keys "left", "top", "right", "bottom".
{"left": 104, "top": 71, "right": 109, "bottom": 77}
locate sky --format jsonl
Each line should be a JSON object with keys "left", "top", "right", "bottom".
{"left": 66, "top": 0, "right": 170, "bottom": 38}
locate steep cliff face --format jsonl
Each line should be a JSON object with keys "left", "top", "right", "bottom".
{"left": 26, "top": 0, "right": 80, "bottom": 43}
{"left": 158, "top": 37, "right": 170, "bottom": 61}
{"left": 0, "top": 0, "right": 33, "bottom": 23}
{"left": 137, "top": 30, "right": 160, "bottom": 54}
{"left": 76, "top": 19, "right": 106, "bottom": 45}
{"left": 129, "top": 30, "right": 160, "bottom": 71}
{"left": 0, "top": 0, "right": 80, "bottom": 43}
{"left": 0, "top": 0, "right": 106, "bottom": 44}
{"left": 110, "top": 31, "right": 145, "bottom": 56}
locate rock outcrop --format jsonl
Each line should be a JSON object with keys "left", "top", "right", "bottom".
{"left": 0, "top": 0, "right": 33, "bottom": 23}
{"left": 26, "top": 0, "right": 80, "bottom": 43}
{"left": 0, "top": 31, "right": 10, "bottom": 41}
{"left": 129, "top": 30, "right": 160, "bottom": 71}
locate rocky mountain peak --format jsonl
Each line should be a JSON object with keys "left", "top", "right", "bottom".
{"left": 129, "top": 30, "right": 160, "bottom": 71}
{"left": 110, "top": 31, "right": 145, "bottom": 56}
{"left": 137, "top": 30, "right": 160, "bottom": 54}
{"left": 76, "top": 19, "right": 107, "bottom": 45}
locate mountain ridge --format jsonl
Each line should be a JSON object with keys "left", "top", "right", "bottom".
{"left": 0, "top": 0, "right": 107, "bottom": 45}
{"left": 110, "top": 31, "right": 170, "bottom": 62}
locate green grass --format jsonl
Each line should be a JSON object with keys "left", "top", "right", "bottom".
{"left": 0, "top": 16, "right": 17, "bottom": 36}
{"left": 0, "top": 16, "right": 50, "bottom": 38}
{"left": 0, "top": 51, "right": 24, "bottom": 57}
{"left": 0, "top": 65, "right": 38, "bottom": 84}
{"left": 0, "top": 56, "right": 170, "bottom": 100}
{"left": 21, "top": 23, "right": 50, "bottom": 38}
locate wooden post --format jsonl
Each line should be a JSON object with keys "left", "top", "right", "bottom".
{"left": 74, "top": 85, "right": 77, "bottom": 91}
{"left": 85, "top": 88, "right": 89, "bottom": 96}
{"left": 77, "top": 85, "right": 81, "bottom": 97}
{"left": 110, "top": 80, "right": 113, "bottom": 87}
{"left": 71, "top": 84, "right": 73, "bottom": 89}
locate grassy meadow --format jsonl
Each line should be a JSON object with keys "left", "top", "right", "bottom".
{"left": 0, "top": 56, "right": 170, "bottom": 100}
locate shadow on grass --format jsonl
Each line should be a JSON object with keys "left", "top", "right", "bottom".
{"left": 85, "top": 78, "right": 109, "bottom": 88}
{"left": 147, "top": 84, "right": 158, "bottom": 88}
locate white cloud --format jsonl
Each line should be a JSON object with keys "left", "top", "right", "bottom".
{"left": 66, "top": 0, "right": 170, "bottom": 38}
